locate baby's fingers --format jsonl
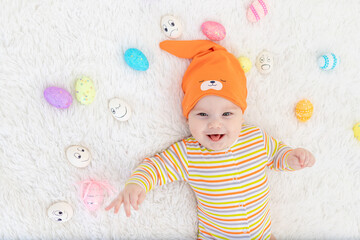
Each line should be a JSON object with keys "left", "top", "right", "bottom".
{"left": 105, "top": 198, "right": 118, "bottom": 211}
{"left": 123, "top": 193, "right": 131, "bottom": 217}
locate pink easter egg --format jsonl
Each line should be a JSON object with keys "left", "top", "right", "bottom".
{"left": 44, "top": 87, "right": 73, "bottom": 109}
{"left": 82, "top": 182, "right": 104, "bottom": 212}
{"left": 201, "top": 21, "right": 226, "bottom": 41}
{"left": 247, "top": 0, "right": 268, "bottom": 23}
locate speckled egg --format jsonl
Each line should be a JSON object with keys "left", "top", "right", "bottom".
{"left": 353, "top": 122, "right": 360, "bottom": 141}
{"left": 201, "top": 21, "right": 226, "bottom": 41}
{"left": 124, "top": 48, "right": 149, "bottom": 71}
{"left": 75, "top": 76, "right": 95, "bottom": 105}
{"left": 238, "top": 56, "right": 252, "bottom": 73}
{"left": 44, "top": 87, "right": 73, "bottom": 109}
{"left": 318, "top": 53, "right": 339, "bottom": 71}
{"left": 295, "top": 99, "right": 313, "bottom": 122}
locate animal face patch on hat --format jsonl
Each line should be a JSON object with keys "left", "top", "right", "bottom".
{"left": 159, "top": 40, "right": 247, "bottom": 118}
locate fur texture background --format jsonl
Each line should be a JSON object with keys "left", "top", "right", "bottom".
{"left": 1, "top": 0, "right": 360, "bottom": 239}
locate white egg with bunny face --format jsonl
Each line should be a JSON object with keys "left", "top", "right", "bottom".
{"left": 109, "top": 98, "right": 132, "bottom": 121}
{"left": 47, "top": 202, "right": 73, "bottom": 223}
{"left": 66, "top": 145, "right": 92, "bottom": 168}
{"left": 161, "top": 15, "right": 183, "bottom": 39}
{"left": 256, "top": 50, "right": 274, "bottom": 74}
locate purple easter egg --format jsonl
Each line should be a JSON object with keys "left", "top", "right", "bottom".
{"left": 44, "top": 87, "right": 73, "bottom": 109}
{"left": 201, "top": 21, "right": 226, "bottom": 41}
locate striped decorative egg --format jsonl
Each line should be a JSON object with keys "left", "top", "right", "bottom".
{"left": 295, "top": 99, "right": 313, "bottom": 122}
{"left": 353, "top": 122, "right": 360, "bottom": 141}
{"left": 75, "top": 76, "right": 96, "bottom": 105}
{"left": 247, "top": 0, "right": 269, "bottom": 23}
{"left": 201, "top": 21, "right": 226, "bottom": 41}
{"left": 318, "top": 53, "right": 339, "bottom": 70}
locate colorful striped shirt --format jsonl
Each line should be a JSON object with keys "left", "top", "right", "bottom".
{"left": 126, "top": 125, "right": 294, "bottom": 240}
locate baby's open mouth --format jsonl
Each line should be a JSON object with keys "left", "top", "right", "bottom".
{"left": 207, "top": 134, "right": 224, "bottom": 141}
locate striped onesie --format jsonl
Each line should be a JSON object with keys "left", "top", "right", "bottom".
{"left": 126, "top": 124, "right": 294, "bottom": 240}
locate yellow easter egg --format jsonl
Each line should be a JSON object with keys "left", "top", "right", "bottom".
{"left": 238, "top": 56, "right": 252, "bottom": 73}
{"left": 353, "top": 122, "right": 360, "bottom": 141}
{"left": 295, "top": 99, "right": 313, "bottom": 122}
{"left": 75, "top": 76, "right": 96, "bottom": 105}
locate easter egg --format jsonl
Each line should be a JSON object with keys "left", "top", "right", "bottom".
{"left": 353, "top": 122, "right": 360, "bottom": 141}
{"left": 295, "top": 99, "right": 313, "bottom": 122}
{"left": 124, "top": 48, "right": 149, "bottom": 71}
{"left": 318, "top": 53, "right": 339, "bottom": 70}
{"left": 247, "top": 0, "right": 269, "bottom": 23}
{"left": 44, "top": 87, "right": 73, "bottom": 109}
{"left": 256, "top": 50, "right": 273, "bottom": 74}
{"left": 75, "top": 76, "right": 96, "bottom": 105}
{"left": 161, "top": 15, "right": 183, "bottom": 39}
{"left": 47, "top": 202, "right": 73, "bottom": 223}
{"left": 201, "top": 21, "right": 226, "bottom": 41}
{"left": 109, "top": 98, "right": 132, "bottom": 121}
{"left": 66, "top": 145, "right": 92, "bottom": 168}
{"left": 238, "top": 56, "right": 252, "bottom": 73}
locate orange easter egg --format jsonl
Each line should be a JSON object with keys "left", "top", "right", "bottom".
{"left": 295, "top": 99, "right": 313, "bottom": 122}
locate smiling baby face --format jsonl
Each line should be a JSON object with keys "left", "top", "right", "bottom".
{"left": 66, "top": 145, "right": 92, "bottom": 168}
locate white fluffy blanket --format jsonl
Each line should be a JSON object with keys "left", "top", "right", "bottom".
{"left": 1, "top": 0, "right": 360, "bottom": 239}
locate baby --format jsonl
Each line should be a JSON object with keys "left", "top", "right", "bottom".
{"left": 106, "top": 40, "right": 316, "bottom": 240}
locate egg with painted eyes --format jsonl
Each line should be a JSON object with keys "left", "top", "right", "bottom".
{"left": 47, "top": 202, "right": 73, "bottom": 223}
{"left": 161, "top": 15, "right": 183, "bottom": 39}
{"left": 109, "top": 98, "right": 132, "bottom": 121}
{"left": 256, "top": 50, "right": 273, "bottom": 74}
{"left": 66, "top": 145, "right": 92, "bottom": 168}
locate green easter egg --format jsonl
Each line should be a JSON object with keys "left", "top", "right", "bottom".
{"left": 75, "top": 76, "right": 95, "bottom": 105}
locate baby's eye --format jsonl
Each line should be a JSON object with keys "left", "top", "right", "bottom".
{"left": 222, "top": 112, "right": 232, "bottom": 116}
{"left": 198, "top": 113, "right": 208, "bottom": 117}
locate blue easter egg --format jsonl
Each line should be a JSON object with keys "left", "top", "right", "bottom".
{"left": 124, "top": 48, "right": 149, "bottom": 71}
{"left": 318, "top": 53, "right": 339, "bottom": 71}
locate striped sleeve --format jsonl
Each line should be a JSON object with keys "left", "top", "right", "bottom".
{"left": 260, "top": 128, "right": 294, "bottom": 171}
{"left": 125, "top": 139, "right": 189, "bottom": 192}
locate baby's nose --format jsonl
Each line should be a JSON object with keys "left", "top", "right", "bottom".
{"left": 208, "top": 119, "right": 222, "bottom": 129}
{"left": 210, "top": 80, "right": 215, "bottom": 84}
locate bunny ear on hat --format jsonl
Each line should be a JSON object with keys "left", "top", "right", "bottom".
{"left": 159, "top": 40, "right": 247, "bottom": 118}
{"left": 159, "top": 40, "right": 226, "bottom": 59}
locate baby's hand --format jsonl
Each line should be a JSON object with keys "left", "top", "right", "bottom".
{"left": 286, "top": 148, "right": 316, "bottom": 170}
{"left": 105, "top": 183, "right": 146, "bottom": 217}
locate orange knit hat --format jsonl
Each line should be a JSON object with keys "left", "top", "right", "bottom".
{"left": 159, "top": 40, "right": 247, "bottom": 118}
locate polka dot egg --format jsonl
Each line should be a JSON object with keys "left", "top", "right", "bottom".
{"left": 295, "top": 99, "right": 313, "bottom": 122}
{"left": 75, "top": 76, "right": 96, "bottom": 105}
{"left": 353, "top": 122, "right": 360, "bottom": 142}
